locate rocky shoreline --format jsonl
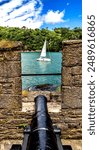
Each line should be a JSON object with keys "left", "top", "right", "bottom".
{"left": 24, "top": 84, "right": 61, "bottom": 92}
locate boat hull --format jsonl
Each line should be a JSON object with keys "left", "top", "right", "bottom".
{"left": 37, "top": 58, "right": 51, "bottom": 61}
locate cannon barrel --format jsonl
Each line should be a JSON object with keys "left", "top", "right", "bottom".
{"left": 26, "top": 95, "right": 58, "bottom": 150}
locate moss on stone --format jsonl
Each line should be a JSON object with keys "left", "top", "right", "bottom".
{"left": 18, "top": 123, "right": 28, "bottom": 129}
{"left": 0, "top": 39, "right": 23, "bottom": 50}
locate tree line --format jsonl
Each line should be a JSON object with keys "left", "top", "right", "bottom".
{"left": 0, "top": 26, "right": 82, "bottom": 51}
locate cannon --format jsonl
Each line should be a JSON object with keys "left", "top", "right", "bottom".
{"left": 10, "top": 95, "right": 72, "bottom": 150}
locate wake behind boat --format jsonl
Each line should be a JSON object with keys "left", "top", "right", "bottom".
{"left": 37, "top": 40, "right": 51, "bottom": 62}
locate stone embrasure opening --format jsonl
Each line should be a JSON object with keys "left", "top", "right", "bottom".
{"left": 21, "top": 51, "right": 62, "bottom": 113}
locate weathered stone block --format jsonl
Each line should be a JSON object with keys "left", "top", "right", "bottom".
{"left": 0, "top": 84, "right": 2, "bottom": 94}
{"left": 63, "top": 51, "right": 82, "bottom": 66}
{"left": 65, "top": 109, "right": 82, "bottom": 116}
{"left": 2, "top": 82, "right": 14, "bottom": 94}
{"left": 0, "top": 53, "right": 4, "bottom": 61}
{"left": 4, "top": 51, "right": 21, "bottom": 61}
{"left": 62, "top": 67, "right": 82, "bottom": 86}
{"left": 62, "top": 67, "right": 73, "bottom": 86}
{"left": 63, "top": 40, "right": 82, "bottom": 46}
{"left": 22, "top": 101, "right": 61, "bottom": 113}
{"left": 0, "top": 77, "right": 8, "bottom": 83}
{"left": 62, "top": 40, "right": 82, "bottom": 67}
{"left": 72, "top": 75, "right": 82, "bottom": 86}
{"left": 0, "top": 140, "right": 22, "bottom": 150}
{"left": 4, "top": 61, "right": 21, "bottom": 77}
{"left": 0, "top": 95, "right": 22, "bottom": 110}
{"left": 71, "top": 66, "right": 82, "bottom": 75}
{"left": 23, "top": 91, "right": 51, "bottom": 102}
{"left": 50, "top": 92, "right": 61, "bottom": 102}
{"left": 0, "top": 78, "right": 21, "bottom": 94}
{"left": 62, "top": 140, "right": 82, "bottom": 150}
{"left": 14, "top": 77, "right": 22, "bottom": 95}
{"left": 61, "top": 128, "right": 82, "bottom": 139}
{"left": 0, "top": 61, "right": 4, "bottom": 76}
{"left": 62, "top": 86, "right": 82, "bottom": 108}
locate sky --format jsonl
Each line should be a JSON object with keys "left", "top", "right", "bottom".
{"left": 0, "top": 0, "right": 82, "bottom": 29}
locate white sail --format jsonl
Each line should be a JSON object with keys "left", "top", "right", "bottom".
{"left": 37, "top": 39, "right": 51, "bottom": 61}
{"left": 40, "top": 40, "right": 46, "bottom": 57}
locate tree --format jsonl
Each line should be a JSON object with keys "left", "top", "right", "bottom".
{"left": 0, "top": 26, "right": 82, "bottom": 51}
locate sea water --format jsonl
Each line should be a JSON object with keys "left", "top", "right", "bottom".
{"left": 21, "top": 52, "right": 62, "bottom": 90}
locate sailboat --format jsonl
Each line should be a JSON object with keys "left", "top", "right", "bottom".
{"left": 37, "top": 40, "right": 51, "bottom": 61}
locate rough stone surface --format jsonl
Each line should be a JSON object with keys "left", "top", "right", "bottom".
{"left": 61, "top": 40, "right": 82, "bottom": 145}
{"left": 62, "top": 140, "right": 82, "bottom": 150}
{"left": 22, "top": 91, "right": 61, "bottom": 102}
{"left": 62, "top": 40, "right": 82, "bottom": 67}
{"left": 22, "top": 101, "right": 61, "bottom": 113}
{"left": 4, "top": 51, "right": 21, "bottom": 61}
{"left": 0, "top": 62, "right": 4, "bottom": 76}
{"left": 0, "top": 51, "right": 22, "bottom": 111}
{"left": 22, "top": 91, "right": 62, "bottom": 112}
{"left": 62, "top": 40, "right": 82, "bottom": 108}
{"left": 0, "top": 139, "right": 82, "bottom": 150}
{"left": 0, "top": 108, "right": 82, "bottom": 140}
{"left": 4, "top": 61, "right": 21, "bottom": 77}
{"left": 0, "top": 95, "right": 22, "bottom": 110}
{"left": 62, "top": 86, "right": 82, "bottom": 108}
{"left": 0, "top": 140, "right": 22, "bottom": 150}
{"left": 62, "top": 66, "right": 82, "bottom": 86}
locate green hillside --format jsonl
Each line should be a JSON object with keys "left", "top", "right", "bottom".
{"left": 0, "top": 26, "right": 82, "bottom": 51}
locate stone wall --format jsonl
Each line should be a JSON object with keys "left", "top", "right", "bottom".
{"left": 62, "top": 40, "right": 82, "bottom": 108}
{"left": 61, "top": 40, "right": 82, "bottom": 142}
{"left": 0, "top": 50, "right": 22, "bottom": 110}
{"left": 0, "top": 40, "right": 82, "bottom": 150}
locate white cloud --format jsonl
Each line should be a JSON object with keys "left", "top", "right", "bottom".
{"left": 0, "top": 0, "right": 43, "bottom": 29}
{"left": 0, "top": 0, "right": 65, "bottom": 29}
{"left": 0, "top": 0, "right": 24, "bottom": 15}
{"left": 44, "top": 10, "right": 65, "bottom": 24}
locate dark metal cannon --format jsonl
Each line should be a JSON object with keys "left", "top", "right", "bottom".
{"left": 10, "top": 95, "right": 72, "bottom": 150}
{"left": 26, "top": 95, "right": 59, "bottom": 150}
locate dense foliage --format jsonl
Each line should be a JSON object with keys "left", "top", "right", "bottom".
{"left": 0, "top": 26, "right": 82, "bottom": 51}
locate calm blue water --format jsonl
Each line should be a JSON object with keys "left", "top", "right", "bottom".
{"left": 21, "top": 52, "right": 62, "bottom": 90}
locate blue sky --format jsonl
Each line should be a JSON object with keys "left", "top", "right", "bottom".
{"left": 0, "top": 0, "right": 82, "bottom": 29}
